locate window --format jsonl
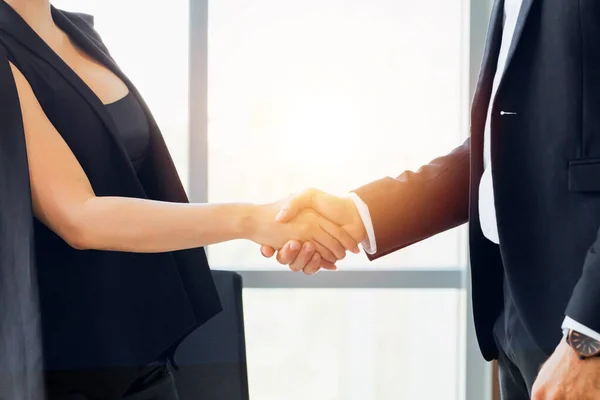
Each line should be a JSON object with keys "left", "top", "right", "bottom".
{"left": 203, "top": 1, "right": 475, "bottom": 399}
{"left": 206, "top": 0, "right": 469, "bottom": 269}
{"left": 244, "top": 289, "right": 462, "bottom": 400}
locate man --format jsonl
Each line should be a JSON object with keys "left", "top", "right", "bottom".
{"left": 261, "top": 0, "right": 600, "bottom": 398}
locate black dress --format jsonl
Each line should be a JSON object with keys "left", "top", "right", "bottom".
{"left": 0, "top": 3, "right": 222, "bottom": 399}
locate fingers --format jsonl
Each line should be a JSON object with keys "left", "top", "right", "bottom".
{"left": 260, "top": 245, "right": 276, "bottom": 258}
{"left": 261, "top": 238, "right": 339, "bottom": 275}
{"left": 309, "top": 221, "right": 348, "bottom": 261}
{"left": 302, "top": 254, "right": 337, "bottom": 275}
{"left": 319, "top": 260, "right": 337, "bottom": 271}
{"left": 275, "top": 189, "right": 317, "bottom": 222}
{"left": 319, "top": 217, "right": 360, "bottom": 254}
{"left": 311, "top": 241, "right": 339, "bottom": 264}
{"left": 302, "top": 252, "right": 322, "bottom": 275}
{"left": 280, "top": 241, "right": 339, "bottom": 274}
{"left": 275, "top": 241, "right": 302, "bottom": 265}
{"left": 288, "top": 242, "right": 318, "bottom": 272}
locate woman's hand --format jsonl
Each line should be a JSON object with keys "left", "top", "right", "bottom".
{"left": 247, "top": 201, "right": 359, "bottom": 264}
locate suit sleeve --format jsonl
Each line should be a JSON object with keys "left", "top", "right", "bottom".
{"left": 352, "top": 138, "right": 471, "bottom": 260}
{"left": 565, "top": 231, "right": 600, "bottom": 334}
{"left": 0, "top": 45, "right": 45, "bottom": 399}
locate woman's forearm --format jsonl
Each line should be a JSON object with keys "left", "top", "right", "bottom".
{"left": 71, "top": 196, "right": 258, "bottom": 252}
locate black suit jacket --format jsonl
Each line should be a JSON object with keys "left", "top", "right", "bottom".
{"left": 0, "top": 3, "right": 221, "bottom": 398}
{"left": 355, "top": 0, "right": 600, "bottom": 361}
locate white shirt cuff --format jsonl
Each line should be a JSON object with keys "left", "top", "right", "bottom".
{"left": 562, "top": 316, "right": 600, "bottom": 342}
{"left": 348, "top": 192, "right": 377, "bottom": 255}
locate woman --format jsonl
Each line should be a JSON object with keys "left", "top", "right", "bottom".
{"left": 0, "top": 1, "right": 359, "bottom": 399}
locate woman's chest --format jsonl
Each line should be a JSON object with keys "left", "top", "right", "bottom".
{"left": 51, "top": 39, "right": 129, "bottom": 105}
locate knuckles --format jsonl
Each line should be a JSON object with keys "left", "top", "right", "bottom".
{"left": 531, "top": 390, "right": 544, "bottom": 400}
{"left": 532, "top": 387, "right": 563, "bottom": 400}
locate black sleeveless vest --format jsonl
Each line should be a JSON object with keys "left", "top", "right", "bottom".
{"left": 0, "top": 3, "right": 221, "bottom": 398}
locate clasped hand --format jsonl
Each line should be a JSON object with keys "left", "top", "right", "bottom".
{"left": 256, "top": 189, "right": 367, "bottom": 274}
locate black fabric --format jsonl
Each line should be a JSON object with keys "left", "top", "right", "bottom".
{"left": 121, "top": 363, "right": 179, "bottom": 400}
{"left": 493, "top": 275, "right": 549, "bottom": 398}
{"left": 123, "top": 360, "right": 169, "bottom": 397}
{"left": 45, "top": 361, "right": 175, "bottom": 400}
{"left": 0, "top": 3, "right": 222, "bottom": 399}
{"left": 105, "top": 92, "right": 150, "bottom": 173}
{"left": 121, "top": 372, "right": 179, "bottom": 400}
{"left": 49, "top": 367, "right": 180, "bottom": 400}
{"left": 46, "top": 277, "right": 249, "bottom": 400}
{"left": 172, "top": 271, "right": 249, "bottom": 400}
{"left": 496, "top": 344, "right": 530, "bottom": 400}
{"left": 0, "top": 42, "right": 46, "bottom": 400}
{"left": 494, "top": 319, "right": 548, "bottom": 400}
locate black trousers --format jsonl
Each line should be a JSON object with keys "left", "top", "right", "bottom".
{"left": 493, "top": 278, "right": 550, "bottom": 400}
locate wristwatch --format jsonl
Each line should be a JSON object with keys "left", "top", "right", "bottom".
{"left": 566, "top": 329, "right": 600, "bottom": 359}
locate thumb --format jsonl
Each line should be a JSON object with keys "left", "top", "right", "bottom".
{"left": 275, "top": 190, "right": 315, "bottom": 222}
{"left": 260, "top": 245, "right": 276, "bottom": 258}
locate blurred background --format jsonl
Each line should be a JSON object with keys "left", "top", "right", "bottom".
{"left": 51, "top": 0, "right": 495, "bottom": 399}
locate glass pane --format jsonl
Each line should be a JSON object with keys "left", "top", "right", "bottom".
{"left": 243, "top": 288, "right": 463, "bottom": 400}
{"left": 51, "top": 0, "right": 191, "bottom": 189}
{"left": 207, "top": 0, "right": 469, "bottom": 269}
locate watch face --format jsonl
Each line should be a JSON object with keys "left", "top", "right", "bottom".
{"left": 569, "top": 330, "right": 600, "bottom": 358}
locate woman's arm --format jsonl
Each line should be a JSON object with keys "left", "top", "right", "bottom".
{"left": 11, "top": 63, "right": 358, "bottom": 260}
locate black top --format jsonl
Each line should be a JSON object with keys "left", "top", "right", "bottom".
{"left": 105, "top": 91, "right": 150, "bottom": 173}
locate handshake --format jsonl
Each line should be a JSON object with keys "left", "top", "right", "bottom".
{"left": 249, "top": 188, "right": 368, "bottom": 275}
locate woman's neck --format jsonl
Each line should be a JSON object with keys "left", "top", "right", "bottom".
{"left": 4, "top": 0, "right": 55, "bottom": 36}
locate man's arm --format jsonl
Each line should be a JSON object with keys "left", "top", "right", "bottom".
{"left": 564, "top": 235, "right": 600, "bottom": 335}
{"left": 352, "top": 138, "right": 471, "bottom": 260}
{"left": 264, "top": 138, "right": 472, "bottom": 271}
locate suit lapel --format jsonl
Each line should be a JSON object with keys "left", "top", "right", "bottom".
{"left": 496, "top": 0, "right": 536, "bottom": 92}
{"left": 471, "top": 0, "right": 504, "bottom": 131}
{"left": 477, "top": 0, "right": 504, "bottom": 90}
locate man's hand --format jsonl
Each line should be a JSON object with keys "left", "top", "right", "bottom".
{"left": 260, "top": 188, "right": 367, "bottom": 274}
{"left": 531, "top": 338, "right": 600, "bottom": 399}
